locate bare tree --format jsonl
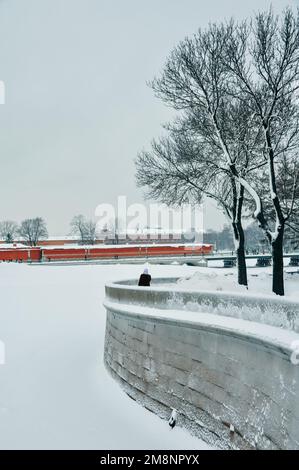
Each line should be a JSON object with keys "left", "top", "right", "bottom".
{"left": 18, "top": 218, "right": 48, "bottom": 246}
{"left": 84, "top": 220, "right": 98, "bottom": 245}
{"left": 136, "top": 129, "right": 252, "bottom": 286}
{"left": 70, "top": 215, "right": 86, "bottom": 243}
{"left": 139, "top": 24, "right": 266, "bottom": 287}
{"left": 224, "top": 8, "right": 299, "bottom": 295}
{"left": 142, "top": 8, "right": 299, "bottom": 295}
{"left": 0, "top": 220, "right": 18, "bottom": 243}
{"left": 70, "top": 215, "right": 98, "bottom": 245}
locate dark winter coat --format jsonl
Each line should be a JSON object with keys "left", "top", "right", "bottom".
{"left": 138, "top": 273, "right": 151, "bottom": 286}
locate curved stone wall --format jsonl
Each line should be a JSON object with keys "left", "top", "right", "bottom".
{"left": 104, "top": 279, "right": 299, "bottom": 450}
{"left": 106, "top": 277, "right": 299, "bottom": 333}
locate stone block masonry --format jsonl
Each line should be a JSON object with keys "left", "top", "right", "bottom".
{"left": 104, "top": 278, "right": 299, "bottom": 450}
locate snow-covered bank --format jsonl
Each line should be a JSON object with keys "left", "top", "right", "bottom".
{"left": 0, "top": 262, "right": 210, "bottom": 450}
{"left": 176, "top": 267, "right": 299, "bottom": 299}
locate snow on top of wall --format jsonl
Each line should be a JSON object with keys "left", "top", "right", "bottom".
{"left": 104, "top": 299, "right": 299, "bottom": 354}
{"left": 0, "top": 243, "right": 28, "bottom": 249}
{"left": 175, "top": 270, "right": 299, "bottom": 300}
{"left": 107, "top": 267, "right": 299, "bottom": 333}
{"left": 109, "top": 269, "right": 299, "bottom": 301}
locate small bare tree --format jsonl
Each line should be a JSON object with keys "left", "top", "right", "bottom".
{"left": 84, "top": 220, "right": 98, "bottom": 245}
{"left": 70, "top": 215, "right": 87, "bottom": 244}
{"left": 0, "top": 220, "right": 18, "bottom": 243}
{"left": 18, "top": 218, "right": 48, "bottom": 246}
{"left": 70, "top": 215, "right": 98, "bottom": 245}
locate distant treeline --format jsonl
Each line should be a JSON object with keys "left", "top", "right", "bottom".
{"left": 203, "top": 223, "right": 298, "bottom": 253}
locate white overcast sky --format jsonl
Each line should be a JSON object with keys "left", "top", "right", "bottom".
{"left": 0, "top": 0, "right": 297, "bottom": 235}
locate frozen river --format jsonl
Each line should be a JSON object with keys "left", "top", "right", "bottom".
{"left": 0, "top": 262, "right": 210, "bottom": 450}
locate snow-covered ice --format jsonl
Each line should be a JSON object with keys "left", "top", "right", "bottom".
{"left": 0, "top": 262, "right": 211, "bottom": 450}
{"left": 1, "top": 260, "right": 298, "bottom": 449}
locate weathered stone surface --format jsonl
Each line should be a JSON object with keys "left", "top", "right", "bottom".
{"left": 103, "top": 280, "right": 299, "bottom": 450}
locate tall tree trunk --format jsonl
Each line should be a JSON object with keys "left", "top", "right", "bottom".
{"left": 236, "top": 221, "right": 248, "bottom": 287}
{"left": 232, "top": 221, "right": 248, "bottom": 287}
{"left": 267, "top": 127, "right": 285, "bottom": 295}
{"left": 236, "top": 185, "right": 247, "bottom": 287}
{"left": 228, "top": 176, "right": 248, "bottom": 287}
{"left": 271, "top": 223, "right": 285, "bottom": 296}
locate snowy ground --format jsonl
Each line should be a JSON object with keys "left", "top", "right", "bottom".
{"left": 178, "top": 259, "right": 299, "bottom": 299}
{"left": 0, "top": 262, "right": 211, "bottom": 450}
{"left": 1, "top": 260, "right": 298, "bottom": 450}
